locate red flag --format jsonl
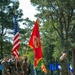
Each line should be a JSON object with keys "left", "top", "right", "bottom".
{"left": 41, "top": 63, "right": 47, "bottom": 74}
{"left": 29, "top": 19, "right": 42, "bottom": 67}
{"left": 12, "top": 16, "right": 20, "bottom": 60}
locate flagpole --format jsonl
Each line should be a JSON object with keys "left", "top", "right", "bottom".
{"left": 36, "top": 68, "right": 38, "bottom": 75}
{"left": 33, "top": 64, "right": 37, "bottom": 75}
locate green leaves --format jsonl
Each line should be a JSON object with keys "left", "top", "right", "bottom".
{"left": 0, "top": 0, "right": 23, "bottom": 57}
{"left": 30, "top": 0, "right": 75, "bottom": 73}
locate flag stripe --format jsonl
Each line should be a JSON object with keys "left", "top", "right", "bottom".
{"left": 12, "top": 42, "right": 20, "bottom": 50}
{"left": 12, "top": 50, "right": 20, "bottom": 60}
{"left": 14, "top": 32, "right": 20, "bottom": 40}
{"left": 13, "top": 39, "right": 20, "bottom": 47}
{"left": 13, "top": 36, "right": 20, "bottom": 47}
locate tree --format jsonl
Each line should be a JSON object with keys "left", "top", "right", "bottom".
{"left": 0, "top": 0, "right": 23, "bottom": 58}
{"left": 20, "top": 18, "right": 34, "bottom": 55}
{"left": 41, "top": 21, "right": 56, "bottom": 74}
{"left": 30, "top": 0, "right": 75, "bottom": 74}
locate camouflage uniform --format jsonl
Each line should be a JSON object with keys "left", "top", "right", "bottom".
{"left": 22, "top": 62, "right": 30, "bottom": 75}
{"left": 8, "top": 58, "right": 17, "bottom": 75}
{"left": 59, "top": 51, "right": 69, "bottom": 75}
{"left": 60, "top": 58, "right": 68, "bottom": 75}
{"left": 22, "top": 56, "right": 31, "bottom": 75}
{"left": 1, "top": 60, "right": 10, "bottom": 75}
{"left": 17, "top": 58, "right": 23, "bottom": 75}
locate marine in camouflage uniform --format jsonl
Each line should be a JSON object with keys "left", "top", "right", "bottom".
{"left": 59, "top": 51, "right": 68, "bottom": 75}
{"left": 22, "top": 56, "right": 31, "bottom": 75}
{"left": 16, "top": 58, "right": 23, "bottom": 75}
{"left": 1, "top": 54, "right": 10, "bottom": 75}
{"left": 8, "top": 55, "right": 17, "bottom": 75}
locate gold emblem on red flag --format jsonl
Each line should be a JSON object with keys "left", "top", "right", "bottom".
{"left": 33, "top": 36, "right": 40, "bottom": 48}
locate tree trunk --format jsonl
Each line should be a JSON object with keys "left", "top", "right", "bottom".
{"left": 0, "top": 34, "right": 3, "bottom": 58}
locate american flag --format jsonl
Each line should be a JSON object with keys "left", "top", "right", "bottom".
{"left": 12, "top": 16, "right": 20, "bottom": 60}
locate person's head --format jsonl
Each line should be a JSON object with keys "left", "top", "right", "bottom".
{"left": 24, "top": 56, "right": 28, "bottom": 62}
{"left": 62, "top": 50, "right": 67, "bottom": 53}
{"left": 59, "top": 50, "right": 67, "bottom": 61}
{"left": 62, "top": 50, "right": 67, "bottom": 57}
{"left": 3, "top": 54, "right": 9, "bottom": 61}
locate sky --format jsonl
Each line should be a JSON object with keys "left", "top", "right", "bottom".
{"left": 19, "top": 0, "right": 38, "bottom": 21}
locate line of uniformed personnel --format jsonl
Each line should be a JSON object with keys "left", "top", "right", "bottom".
{"left": 1, "top": 54, "right": 31, "bottom": 75}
